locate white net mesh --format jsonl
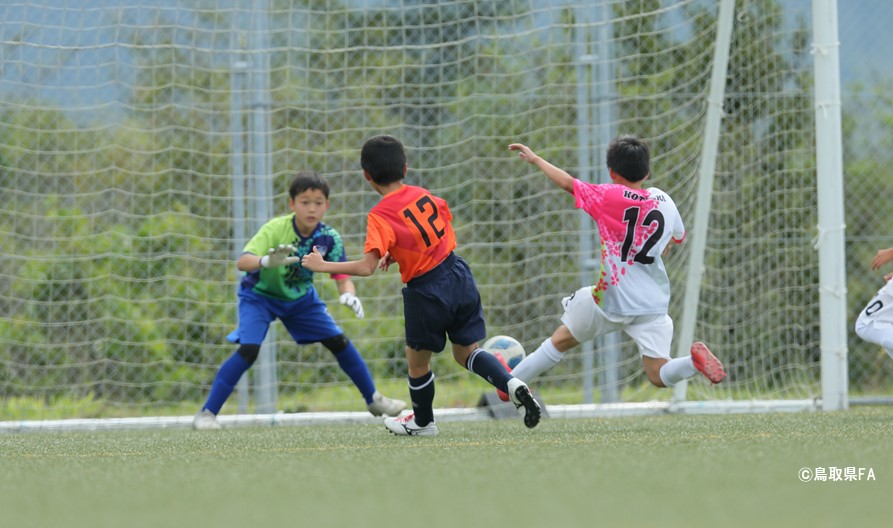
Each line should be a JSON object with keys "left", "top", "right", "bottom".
{"left": 1, "top": 0, "right": 882, "bottom": 420}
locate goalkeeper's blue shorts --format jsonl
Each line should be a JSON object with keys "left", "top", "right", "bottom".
{"left": 226, "top": 286, "right": 342, "bottom": 345}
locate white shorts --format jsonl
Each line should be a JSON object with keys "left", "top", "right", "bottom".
{"left": 559, "top": 286, "right": 674, "bottom": 360}
{"left": 855, "top": 278, "right": 893, "bottom": 352}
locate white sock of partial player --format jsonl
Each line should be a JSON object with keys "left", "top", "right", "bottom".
{"left": 658, "top": 356, "right": 698, "bottom": 387}
{"left": 510, "top": 338, "right": 563, "bottom": 383}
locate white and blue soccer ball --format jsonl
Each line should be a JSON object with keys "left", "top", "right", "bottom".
{"left": 481, "top": 335, "right": 526, "bottom": 370}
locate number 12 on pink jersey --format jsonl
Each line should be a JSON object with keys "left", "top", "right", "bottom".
{"left": 620, "top": 206, "right": 664, "bottom": 265}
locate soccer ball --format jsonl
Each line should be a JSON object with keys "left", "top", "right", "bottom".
{"left": 481, "top": 335, "right": 526, "bottom": 370}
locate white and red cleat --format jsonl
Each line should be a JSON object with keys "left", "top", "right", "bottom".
{"left": 383, "top": 412, "right": 439, "bottom": 436}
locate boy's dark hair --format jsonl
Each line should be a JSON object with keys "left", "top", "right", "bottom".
{"left": 606, "top": 135, "right": 650, "bottom": 183}
{"left": 289, "top": 170, "right": 330, "bottom": 199}
{"left": 360, "top": 135, "right": 406, "bottom": 185}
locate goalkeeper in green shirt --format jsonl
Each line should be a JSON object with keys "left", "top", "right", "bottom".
{"left": 193, "top": 171, "right": 405, "bottom": 429}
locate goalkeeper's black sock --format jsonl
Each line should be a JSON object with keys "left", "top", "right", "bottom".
{"left": 202, "top": 352, "right": 250, "bottom": 415}
{"left": 466, "top": 348, "right": 511, "bottom": 393}
{"left": 408, "top": 371, "right": 435, "bottom": 426}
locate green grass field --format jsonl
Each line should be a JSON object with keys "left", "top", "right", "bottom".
{"left": 1, "top": 407, "right": 890, "bottom": 528}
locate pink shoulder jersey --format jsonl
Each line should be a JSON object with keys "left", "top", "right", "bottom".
{"left": 572, "top": 180, "right": 685, "bottom": 315}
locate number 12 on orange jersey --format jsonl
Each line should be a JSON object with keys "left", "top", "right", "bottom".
{"left": 402, "top": 195, "right": 446, "bottom": 248}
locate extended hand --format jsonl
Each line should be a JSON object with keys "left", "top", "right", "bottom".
{"left": 260, "top": 244, "right": 300, "bottom": 268}
{"left": 870, "top": 248, "right": 893, "bottom": 271}
{"left": 508, "top": 143, "right": 539, "bottom": 164}
{"left": 339, "top": 292, "right": 364, "bottom": 319}
{"left": 378, "top": 251, "right": 396, "bottom": 272}
{"left": 301, "top": 246, "right": 325, "bottom": 271}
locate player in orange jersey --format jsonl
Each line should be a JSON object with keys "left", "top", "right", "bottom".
{"left": 302, "top": 135, "right": 540, "bottom": 436}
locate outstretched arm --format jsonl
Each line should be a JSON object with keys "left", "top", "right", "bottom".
{"left": 508, "top": 143, "right": 575, "bottom": 194}
{"left": 302, "top": 246, "right": 381, "bottom": 277}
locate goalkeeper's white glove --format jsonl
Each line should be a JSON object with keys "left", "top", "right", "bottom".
{"left": 339, "top": 292, "right": 364, "bottom": 319}
{"left": 259, "top": 244, "right": 300, "bottom": 268}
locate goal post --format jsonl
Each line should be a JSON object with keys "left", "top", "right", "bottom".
{"left": 812, "top": 0, "right": 848, "bottom": 411}
{"left": 0, "top": 0, "right": 861, "bottom": 425}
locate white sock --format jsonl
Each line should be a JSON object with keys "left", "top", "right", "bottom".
{"left": 511, "top": 339, "right": 563, "bottom": 383}
{"left": 659, "top": 356, "right": 697, "bottom": 387}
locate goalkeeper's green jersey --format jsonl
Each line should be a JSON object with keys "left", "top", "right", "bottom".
{"left": 240, "top": 214, "right": 348, "bottom": 301}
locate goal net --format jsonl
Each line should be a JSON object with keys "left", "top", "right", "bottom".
{"left": 0, "top": 0, "right": 857, "bottom": 423}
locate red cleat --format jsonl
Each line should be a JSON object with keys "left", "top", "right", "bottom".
{"left": 690, "top": 342, "right": 727, "bottom": 384}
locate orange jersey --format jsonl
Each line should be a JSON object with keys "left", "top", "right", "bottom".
{"left": 364, "top": 184, "right": 457, "bottom": 283}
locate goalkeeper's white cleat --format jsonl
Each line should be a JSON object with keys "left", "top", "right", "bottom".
{"left": 383, "top": 413, "right": 439, "bottom": 436}
{"left": 193, "top": 409, "right": 222, "bottom": 430}
{"left": 366, "top": 391, "right": 407, "bottom": 417}
{"left": 507, "top": 377, "right": 541, "bottom": 429}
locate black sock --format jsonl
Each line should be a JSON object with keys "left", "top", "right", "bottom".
{"left": 466, "top": 348, "right": 511, "bottom": 393}
{"left": 409, "top": 371, "right": 435, "bottom": 426}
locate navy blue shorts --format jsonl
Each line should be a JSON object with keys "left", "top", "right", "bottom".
{"left": 227, "top": 286, "right": 342, "bottom": 345}
{"left": 402, "top": 253, "right": 486, "bottom": 352}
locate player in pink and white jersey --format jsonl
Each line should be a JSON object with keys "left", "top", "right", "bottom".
{"left": 572, "top": 177, "right": 684, "bottom": 316}
{"left": 505, "top": 136, "right": 726, "bottom": 395}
